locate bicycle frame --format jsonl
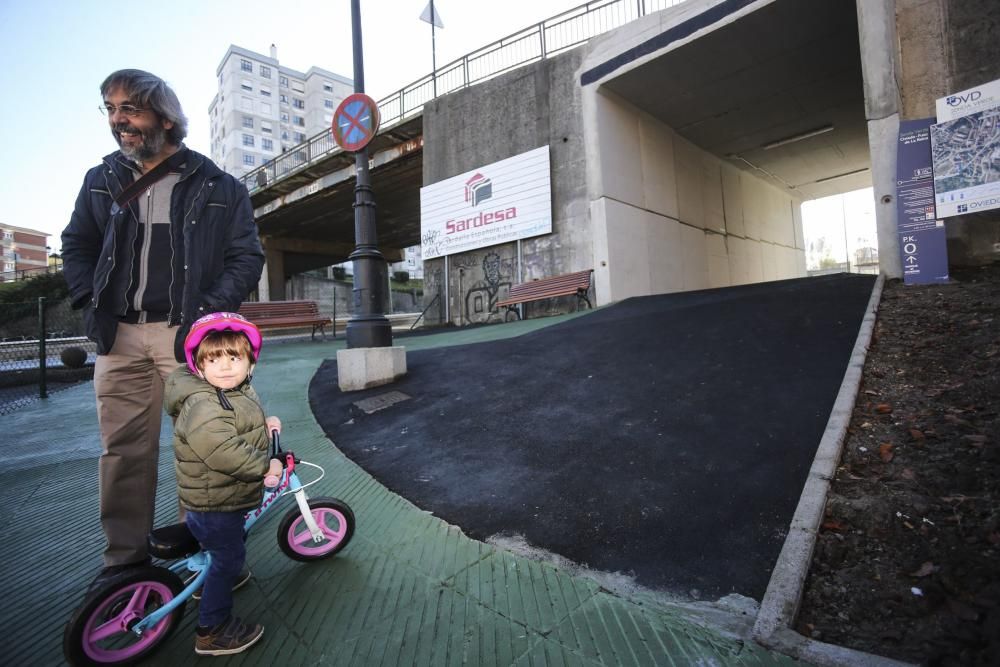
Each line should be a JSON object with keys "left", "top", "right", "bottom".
{"left": 132, "top": 452, "right": 325, "bottom": 635}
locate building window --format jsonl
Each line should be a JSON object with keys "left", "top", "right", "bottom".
{"left": 291, "top": 81, "right": 304, "bottom": 93}
{"left": 279, "top": 75, "right": 288, "bottom": 88}
{"left": 3, "top": 231, "right": 12, "bottom": 240}
{"left": 261, "top": 121, "right": 272, "bottom": 134}
{"left": 241, "top": 96, "right": 253, "bottom": 112}
{"left": 292, "top": 115, "right": 305, "bottom": 126}
{"left": 242, "top": 116, "right": 253, "bottom": 129}
{"left": 243, "top": 154, "right": 255, "bottom": 166}
{"left": 262, "top": 138, "right": 273, "bottom": 151}
{"left": 281, "top": 131, "right": 289, "bottom": 141}
{"left": 292, "top": 98, "right": 305, "bottom": 109}
{"left": 324, "top": 99, "right": 334, "bottom": 109}
{"left": 260, "top": 65, "right": 271, "bottom": 78}
{"left": 323, "top": 83, "right": 333, "bottom": 92}
{"left": 293, "top": 132, "right": 306, "bottom": 143}
{"left": 242, "top": 134, "right": 254, "bottom": 147}
{"left": 260, "top": 86, "right": 271, "bottom": 97}
{"left": 279, "top": 94, "right": 289, "bottom": 104}
{"left": 240, "top": 58, "right": 252, "bottom": 72}
{"left": 280, "top": 112, "right": 289, "bottom": 123}
{"left": 241, "top": 79, "right": 252, "bottom": 92}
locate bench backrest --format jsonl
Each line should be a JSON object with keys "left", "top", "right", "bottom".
{"left": 239, "top": 300, "right": 320, "bottom": 319}
{"left": 507, "top": 269, "right": 592, "bottom": 300}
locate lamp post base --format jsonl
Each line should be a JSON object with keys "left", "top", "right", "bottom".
{"left": 336, "top": 346, "right": 408, "bottom": 392}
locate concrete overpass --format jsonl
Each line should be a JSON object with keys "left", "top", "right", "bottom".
{"left": 248, "top": 0, "right": 999, "bottom": 312}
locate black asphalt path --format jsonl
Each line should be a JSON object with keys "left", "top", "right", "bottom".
{"left": 309, "top": 274, "right": 876, "bottom": 600}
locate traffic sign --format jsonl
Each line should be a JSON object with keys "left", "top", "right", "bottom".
{"left": 332, "top": 93, "right": 380, "bottom": 152}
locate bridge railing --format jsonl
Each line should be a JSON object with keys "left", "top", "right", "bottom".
{"left": 241, "top": 0, "right": 685, "bottom": 194}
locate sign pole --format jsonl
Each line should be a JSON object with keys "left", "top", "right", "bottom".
{"left": 346, "top": 0, "right": 392, "bottom": 349}
{"left": 431, "top": 0, "right": 438, "bottom": 97}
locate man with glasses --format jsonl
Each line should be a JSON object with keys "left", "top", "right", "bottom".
{"left": 62, "top": 69, "right": 265, "bottom": 590}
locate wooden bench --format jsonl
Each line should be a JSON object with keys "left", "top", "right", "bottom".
{"left": 495, "top": 269, "right": 594, "bottom": 321}
{"left": 238, "top": 300, "right": 331, "bottom": 340}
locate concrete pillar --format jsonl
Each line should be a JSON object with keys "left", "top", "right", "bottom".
{"left": 264, "top": 245, "right": 286, "bottom": 301}
{"left": 856, "top": 0, "right": 903, "bottom": 279}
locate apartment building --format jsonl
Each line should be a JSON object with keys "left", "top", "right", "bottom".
{"left": 1, "top": 223, "right": 49, "bottom": 281}
{"left": 209, "top": 45, "right": 353, "bottom": 179}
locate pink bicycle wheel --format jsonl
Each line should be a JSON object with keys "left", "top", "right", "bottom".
{"left": 277, "top": 497, "right": 355, "bottom": 561}
{"left": 64, "top": 566, "right": 185, "bottom": 666}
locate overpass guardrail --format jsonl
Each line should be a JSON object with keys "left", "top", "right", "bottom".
{"left": 241, "top": 0, "right": 685, "bottom": 195}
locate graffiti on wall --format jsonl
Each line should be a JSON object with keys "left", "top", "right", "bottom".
{"left": 460, "top": 251, "right": 517, "bottom": 324}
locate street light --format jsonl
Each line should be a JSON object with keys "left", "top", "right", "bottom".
{"left": 344, "top": 0, "right": 392, "bottom": 349}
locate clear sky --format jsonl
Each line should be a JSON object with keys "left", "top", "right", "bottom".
{"left": 0, "top": 0, "right": 579, "bottom": 252}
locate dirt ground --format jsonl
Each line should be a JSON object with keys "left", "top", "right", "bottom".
{"left": 797, "top": 263, "right": 1000, "bottom": 666}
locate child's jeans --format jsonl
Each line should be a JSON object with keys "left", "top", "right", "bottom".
{"left": 185, "top": 510, "right": 246, "bottom": 628}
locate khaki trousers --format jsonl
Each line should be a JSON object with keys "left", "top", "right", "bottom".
{"left": 94, "top": 321, "right": 181, "bottom": 567}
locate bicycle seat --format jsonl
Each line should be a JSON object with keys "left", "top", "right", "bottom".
{"left": 148, "top": 522, "right": 200, "bottom": 559}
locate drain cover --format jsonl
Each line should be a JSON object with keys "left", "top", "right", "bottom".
{"left": 353, "top": 390, "right": 411, "bottom": 414}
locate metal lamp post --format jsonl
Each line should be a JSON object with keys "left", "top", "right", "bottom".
{"left": 345, "top": 0, "right": 392, "bottom": 349}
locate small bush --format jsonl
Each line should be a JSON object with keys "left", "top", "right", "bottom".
{"left": 393, "top": 270, "right": 410, "bottom": 283}
{"left": 0, "top": 272, "right": 69, "bottom": 304}
{"left": 332, "top": 266, "right": 347, "bottom": 280}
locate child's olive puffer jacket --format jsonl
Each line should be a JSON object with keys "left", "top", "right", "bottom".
{"left": 164, "top": 367, "right": 270, "bottom": 513}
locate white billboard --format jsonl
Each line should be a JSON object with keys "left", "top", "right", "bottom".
{"left": 420, "top": 146, "right": 551, "bottom": 259}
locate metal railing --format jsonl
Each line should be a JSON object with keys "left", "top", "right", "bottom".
{"left": 241, "top": 0, "right": 686, "bottom": 194}
{"left": 0, "top": 298, "right": 95, "bottom": 416}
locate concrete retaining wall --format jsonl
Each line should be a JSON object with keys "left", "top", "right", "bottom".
{"left": 421, "top": 49, "right": 591, "bottom": 326}
{"left": 585, "top": 89, "right": 806, "bottom": 304}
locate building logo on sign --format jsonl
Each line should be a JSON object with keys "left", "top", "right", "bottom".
{"left": 465, "top": 173, "right": 493, "bottom": 207}
{"left": 947, "top": 91, "right": 981, "bottom": 107}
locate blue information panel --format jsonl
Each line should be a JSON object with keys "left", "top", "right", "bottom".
{"left": 896, "top": 118, "right": 949, "bottom": 284}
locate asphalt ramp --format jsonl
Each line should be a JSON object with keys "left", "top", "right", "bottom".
{"left": 309, "top": 273, "right": 877, "bottom": 601}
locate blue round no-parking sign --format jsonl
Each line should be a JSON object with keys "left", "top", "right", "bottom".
{"left": 332, "top": 93, "right": 380, "bottom": 152}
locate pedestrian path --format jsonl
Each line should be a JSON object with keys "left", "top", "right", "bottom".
{"left": 0, "top": 315, "right": 797, "bottom": 666}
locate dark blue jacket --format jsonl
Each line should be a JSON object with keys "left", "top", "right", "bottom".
{"left": 62, "top": 147, "right": 265, "bottom": 359}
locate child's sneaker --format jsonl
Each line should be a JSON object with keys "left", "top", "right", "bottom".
{"left": 194, "top": 616, "right": 264, "bottom": 656}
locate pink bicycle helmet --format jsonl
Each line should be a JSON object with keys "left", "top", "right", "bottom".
{"left": 184, "top": 312, "right": 262, "bottom": 374}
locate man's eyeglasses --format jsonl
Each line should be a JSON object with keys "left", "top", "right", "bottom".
{"left": 99, "top": 103, "right": 147, "bottom": 117}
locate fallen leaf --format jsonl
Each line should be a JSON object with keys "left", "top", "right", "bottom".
{"left": 909, "top": 428, "right": 925, "bottom": 440}
{"left": 879, "top": 443, "right": 895, "bottom": 462}
{"left": 875, "top": 404, "right": 893, "bottom": 414}
{"left": 822, "top": 519, "right": 847, "bottom": 532}
{"left": 909, "top": 561, "right": 937, "bottom": 577}
{"left": 904, "top": 520, "right": 915, "bottom": 529}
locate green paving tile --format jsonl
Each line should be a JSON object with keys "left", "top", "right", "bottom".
{"left": 450, "top": 548, "right": 602, "bottom": 635}
{"left": 339, "top": 583, "right": 537, "bottom": 667}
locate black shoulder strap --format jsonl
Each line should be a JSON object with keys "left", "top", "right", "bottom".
{"left": 114, "top": 148, "right": 188, "bottom": 209}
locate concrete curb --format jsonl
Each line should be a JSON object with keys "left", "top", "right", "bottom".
{"left": 751, "top": 275, "right": 916, "bottom": 667}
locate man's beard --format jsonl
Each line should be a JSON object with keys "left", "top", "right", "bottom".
{"left": 113, "top": 123, "right": 168, "bottom": 163}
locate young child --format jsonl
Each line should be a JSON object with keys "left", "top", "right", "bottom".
{"left": 164, "top": 312, "right": 283, "bottom": 656}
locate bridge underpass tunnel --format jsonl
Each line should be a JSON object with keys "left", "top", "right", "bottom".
{"left": 580, "top": 0, "right": 871, "bottom": 305}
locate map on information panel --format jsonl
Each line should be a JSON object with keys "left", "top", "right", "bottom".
{"left": 930, "top": 108, "right": 1000, "bottom": 218}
